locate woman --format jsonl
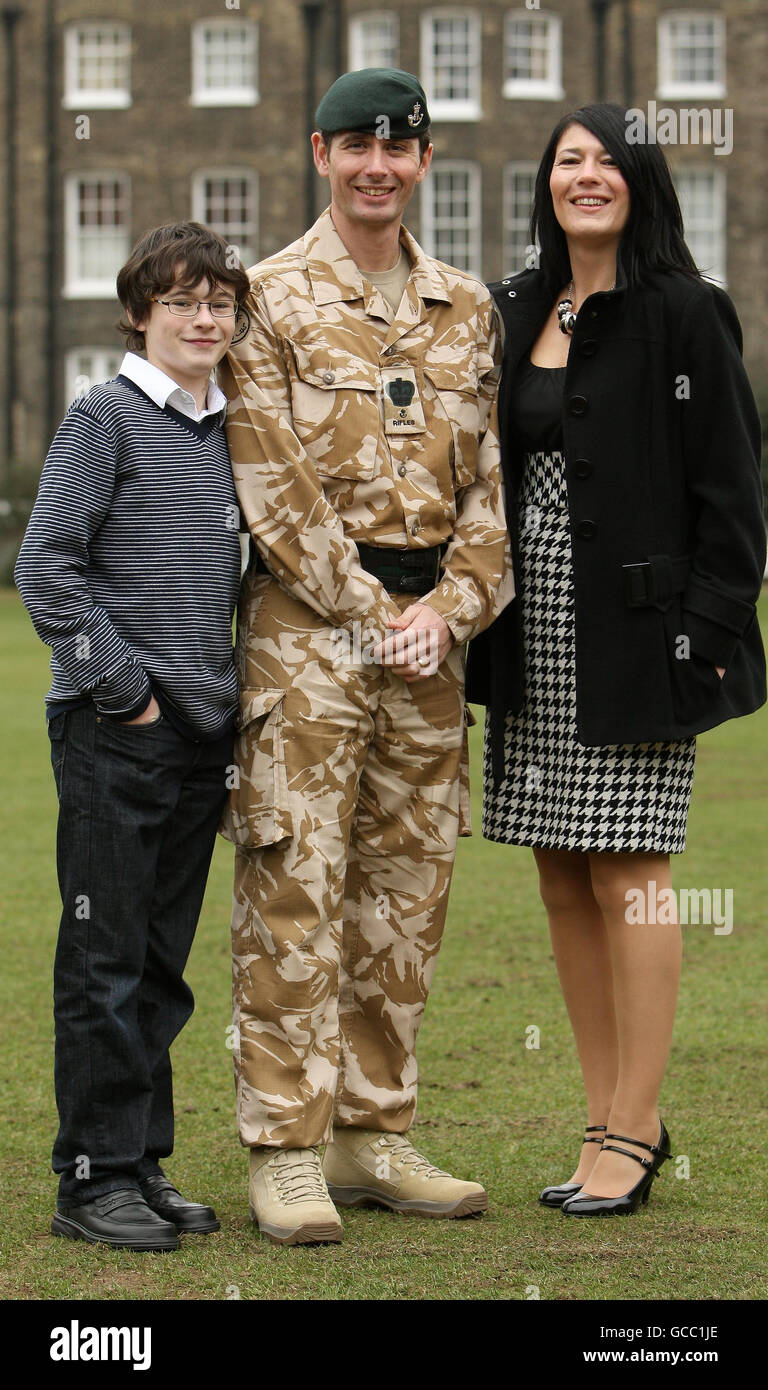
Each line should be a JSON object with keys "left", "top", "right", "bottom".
{"left": 466, "top": 103, "right": 765, "bottom": 1216}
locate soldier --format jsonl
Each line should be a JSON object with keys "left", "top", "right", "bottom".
{"left": 218, "top": 68, "right": 514, "bottom": 1246}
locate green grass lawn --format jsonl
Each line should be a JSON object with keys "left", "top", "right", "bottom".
{"left": 0, "top": 586, "right": 766, "bottom": 1301}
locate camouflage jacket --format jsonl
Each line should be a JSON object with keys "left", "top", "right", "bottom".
{"left": 219, "top": 207, "right": 514, "bottom": 644}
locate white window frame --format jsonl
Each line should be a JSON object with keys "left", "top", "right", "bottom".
{"left": 192, "top": 169, "right": 258, "bottom": 269}
{"left": 65, "top": 347, "right": 123, "bottom": 407}
{"left": 191, "top": 19, "right": 259, "bottom": 107}
{"left": 503, "top": 162, "right": 538, "bottom": 274}
{"left": 63, "top": 22, "right": 131, "bottom": 110}
{"left": 658, "top": 12, "right": 726, "bottom": 100}
{"left": 348, "top": 12, "right": 399, "bottom": 70}
{"left": 503, "top": 12, "right": 563, "bottom": 101}
{"left": 63, "top": 173, "right": 131, "bottom": 300}
{"left": 420, "top": 161, "right": 481, "bottom": 277}
{"left": 420, "top": 10, "right": 481, "bottom": 122}
{"left": 674, "top": 165, "right": 726, "bottom": 287}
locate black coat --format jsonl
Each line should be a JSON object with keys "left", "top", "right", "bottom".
{"left": 466, "top": 266, "right": 766, "bottom": 779}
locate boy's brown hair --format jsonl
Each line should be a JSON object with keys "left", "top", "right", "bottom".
{"left": 116, "top": 221, "right": 251, "bottom": 353}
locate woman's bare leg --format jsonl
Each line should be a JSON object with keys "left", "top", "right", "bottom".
{"left": 534, "top": 847, "right": 618, "bottom": 1183}
{"left": 577, "top": 851, "right": 681, "bottom": 1199}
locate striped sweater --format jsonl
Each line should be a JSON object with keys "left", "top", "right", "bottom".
{"left": 15, "top": 375, "right": 241, "bottom": 740}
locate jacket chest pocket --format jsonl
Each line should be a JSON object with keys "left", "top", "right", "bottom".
{"left": 219, "top": 687, "right": 293, "bottom": 848}
{"left": 289, "top": 341, "right": 380, "bottom": 481}
{"left": 423, "top": 356, "right": 480, "bottom": 490}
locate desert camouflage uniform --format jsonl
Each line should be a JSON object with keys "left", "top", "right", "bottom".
{"left": 218, "top": 208, "right": 514, "bottom": 1149}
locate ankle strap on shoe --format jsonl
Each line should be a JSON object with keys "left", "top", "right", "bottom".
{"left": 601, "top": 1143, "right": 653, "bottom": 1170}
{"left": 604, "top": 1132, "right": 672, "bottom": 1160}
{"left": 584, "top": 1124, "right": 607, "bottom": 1145}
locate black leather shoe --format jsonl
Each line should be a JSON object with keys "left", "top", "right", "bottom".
{"left": 562, "top": 1121, "right": 672, "bottom": 1217}
{"left": 538, "top": 1125, "right": 606, "bottom": 1207}
{"left": 139, "top": 1175, "right": 220, "bottom": 1233}
{"left": 51, "top": 1188, "right": 180, "bottom": 1251}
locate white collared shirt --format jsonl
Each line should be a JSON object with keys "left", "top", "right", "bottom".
{"left": 118, "top": 352, "right": 227, "bottom": 423}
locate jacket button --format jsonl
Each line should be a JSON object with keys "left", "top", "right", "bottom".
{"left": 588, "top": 308, "right": 598, "bottom": 319}
{"left": 576, "top": 519, "right": 597, "bottom": 540}
{"left": 398, "top": 464, "right": 407, "bottom": 477}
{"left": 411, "top": 520, "right": 420, "bottom": 536}
{"left": 322, "top": 370, "right": 335, "bottom": 384}
{"left": 573, "top": 458, "right": 593, "bottom": 479}
{"left": 568, "top": 394, "right": 588, "bottom": 417}
{"left": 580, "top": 339, "right": 598, "bottom": 357}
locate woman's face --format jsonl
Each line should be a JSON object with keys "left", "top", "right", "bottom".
{"left": 549, "top": 123, "right": 630, "bottom": 249}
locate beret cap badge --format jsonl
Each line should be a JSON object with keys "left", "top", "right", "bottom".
{"left": 408, "top": 102, "right": 423, "bottom": 128}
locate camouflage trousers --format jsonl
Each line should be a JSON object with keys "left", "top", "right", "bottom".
{"left": 223, "top": 574, "right": 472, "bottom": 1149}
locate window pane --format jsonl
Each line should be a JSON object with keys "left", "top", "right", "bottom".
{"left": 506, "top": 18, "right": 550, "bottom": 83}
{"left": 201, "top": 23, "right": 256, "bottom": 91}
{"left": 74, "top": 25, "right": 130, "bottom": 93}
{"left": 670, "top": 17, "right": 718, "bottom": 85}
{"left": 504, "top": 165, "right": 536, "bottom": 272}
{"left": 427, "top": 167, "right": 479, "bottom": 273}
{"left": 199, "top": 174, "right": 257, "bottom": 263}
{"left": 675, "top": 168, "right": 725, "bottom": 284}
{"left": 349, "top": 14, "right": 398, "bottom": 69}
{"left": 73, "top": 178, "right": 129, "bottom": 284}
{"left": 430, "top": 17, "right": 472, "bottom": 102}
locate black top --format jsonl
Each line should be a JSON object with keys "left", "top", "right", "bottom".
{"left": 510, "top": 357, "right": 565, "bottom": 452}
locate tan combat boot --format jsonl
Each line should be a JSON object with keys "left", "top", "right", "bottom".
{"left": 322, "top": 1129, "right": 487, "bottom": 1218}
{"left": 248, "top": 1146, "right": 343, "bottom": 1245}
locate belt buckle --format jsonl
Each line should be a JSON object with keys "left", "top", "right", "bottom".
{"left": 622, "top": 562, "right": 650, "bottom": 607}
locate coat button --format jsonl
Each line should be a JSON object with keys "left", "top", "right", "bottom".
{"left": 322, "top": 370, "right": 335, "bottom": 384}
{"left": 579, "top": 339, "right": 598, "bottom": 357}
{"left": 573, "top": 458, "right": 593, "bottom": 479}
{"left": 398, "top": 464, "right": 407, "bottom": 477}
{"left": 575, "top": 519, "right": 597, "bottom": 540}
{"left": 568, "top": 394, "right": 589, "bottom": 417}
{"left": 588, "top": 308, "right": 598, "bottom": 319}
{"left": 411, "top": 520, "right": 420, "bottom": 536}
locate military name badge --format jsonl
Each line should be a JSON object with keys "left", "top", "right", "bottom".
{"left": 381, "top": 364, "right": 426, "bottom": 435}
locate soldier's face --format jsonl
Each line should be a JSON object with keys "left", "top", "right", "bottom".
{"left": 133, "top": 275, "right": 237, "bottom": 394}
{"left": 312, "top": 132, "right": 432, "bottom": 228}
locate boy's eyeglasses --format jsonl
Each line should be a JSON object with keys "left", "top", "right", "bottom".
{"left": 151, "top": 297, "right": 238, "bottom": 318}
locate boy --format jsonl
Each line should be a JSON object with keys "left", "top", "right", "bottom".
{"left": 15, "top": 222, "right": 249, "bottom": 1251}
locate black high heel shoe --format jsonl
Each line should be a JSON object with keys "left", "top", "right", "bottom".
{"left": 561, "top": 1121, "right": 672, "bottom": 1217}
{"left": 538, "top": 1125, "right": 607, "bottom": 1208}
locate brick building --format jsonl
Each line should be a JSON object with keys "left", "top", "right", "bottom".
{"left": 1, "top": 0, "right": 766, "bottom": 493}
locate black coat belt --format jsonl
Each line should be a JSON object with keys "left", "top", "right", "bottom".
{"left": 622, "top": 554, "right": 690, "bottom": 609}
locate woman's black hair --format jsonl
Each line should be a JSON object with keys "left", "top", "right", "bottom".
{"left": 531, "top": 102, "right": 700, "bottom": 294}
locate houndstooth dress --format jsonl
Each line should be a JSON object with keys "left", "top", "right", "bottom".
{"left": 482, "top": 359, "right": 696, "bottom": 854}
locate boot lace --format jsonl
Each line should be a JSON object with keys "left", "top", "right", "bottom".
{"left": 378, "top": 1134, "right": 449, "bottom": 1178}
{"left": 269, "top": 1149, "right": 329, "bottom": 1205}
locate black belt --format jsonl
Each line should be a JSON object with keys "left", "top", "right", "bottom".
{"left": 622, "top": 554, "right": 690, "bottom": 608}
{"left": 252, "top": 542, "right": 446, "bottom": 596}
{"left": 357, "top": 543, "right": 446, "bottom": 595}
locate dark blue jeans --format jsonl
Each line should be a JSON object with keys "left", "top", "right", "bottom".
{"left": 48, "top": 705, "right": 232, "bottom": 1207}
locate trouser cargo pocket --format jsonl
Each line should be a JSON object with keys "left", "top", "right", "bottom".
{"left": 219, "top": 687, "right": 293, "bottom": 847}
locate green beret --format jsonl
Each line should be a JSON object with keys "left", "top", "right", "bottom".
{"left": 315, "top": 68, "right": 430, "bottom": 140}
